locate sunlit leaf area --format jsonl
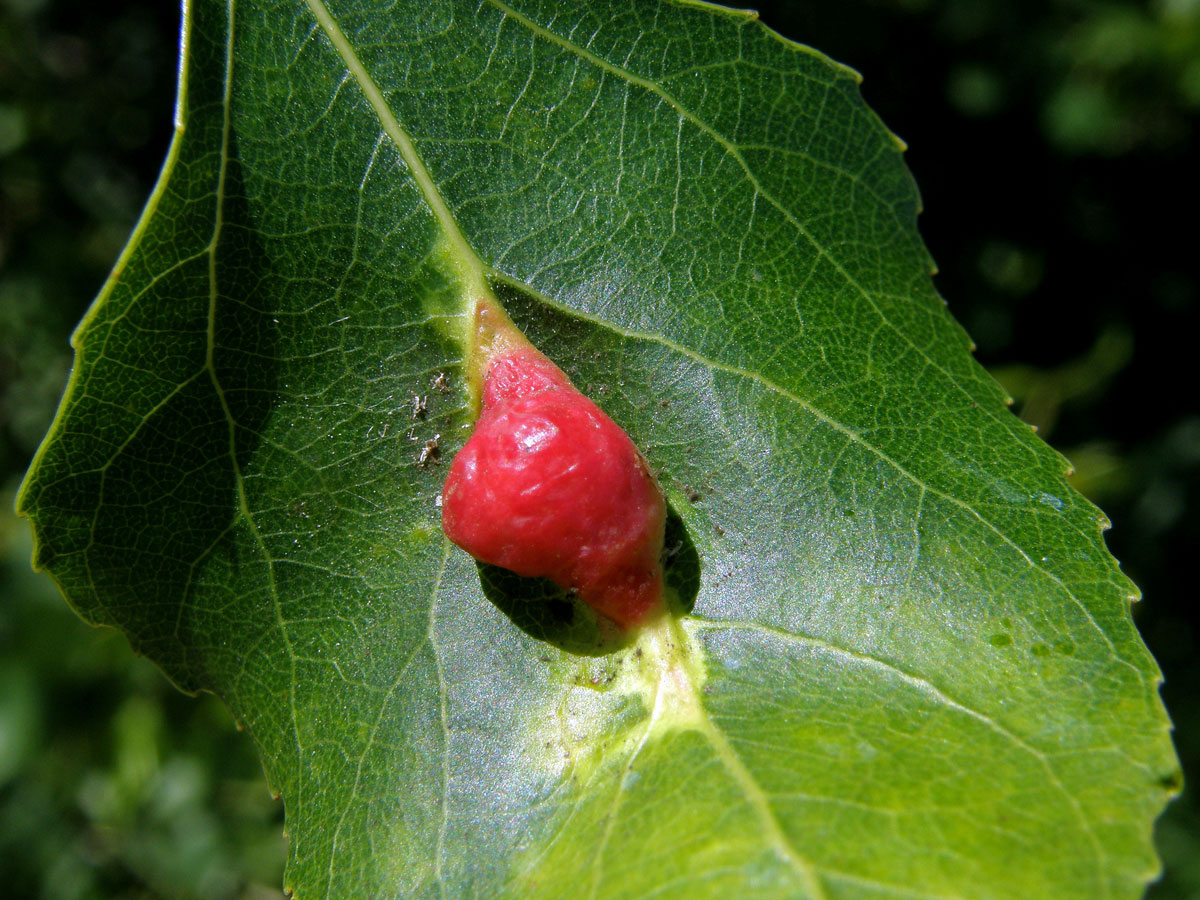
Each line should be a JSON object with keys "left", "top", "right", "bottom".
{"left": 1, "top": 1, "right": 1196, "bottom": 898}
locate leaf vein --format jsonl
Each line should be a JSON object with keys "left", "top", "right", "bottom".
{"left": 689, "top": 617, "right": 1111, "bottom": 889}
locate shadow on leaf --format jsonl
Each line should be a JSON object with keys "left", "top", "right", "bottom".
{"left": 477, "top": 502, "right": 699, "bottom": 656}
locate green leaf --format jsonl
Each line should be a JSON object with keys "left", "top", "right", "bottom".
{"left": 18, "top": 1, "right": 1178, "bottom": 897}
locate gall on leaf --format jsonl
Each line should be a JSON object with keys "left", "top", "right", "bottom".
{"left": 441, "top": 300, "right": 667, "bottom": 630}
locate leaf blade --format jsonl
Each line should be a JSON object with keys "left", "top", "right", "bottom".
{"left": 19, "top": 1, "right": 1177, "bottom": 898}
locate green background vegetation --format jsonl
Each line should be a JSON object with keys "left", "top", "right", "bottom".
{"left": 0, "top": 0, "right": 1195, "bottom": 897}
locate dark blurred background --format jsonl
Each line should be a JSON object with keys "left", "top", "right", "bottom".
{"left": 0, "top": 0, "right": 1195, "bottom": 897}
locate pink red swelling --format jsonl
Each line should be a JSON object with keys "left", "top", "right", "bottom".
{"left": 442, "top": 350, "right": 666, "bottom": 629}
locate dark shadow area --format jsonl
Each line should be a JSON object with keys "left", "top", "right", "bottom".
{"left": 478, "top": 501, "right": 700, "bottom": 655}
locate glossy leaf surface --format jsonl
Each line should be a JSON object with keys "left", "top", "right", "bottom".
{"left": 18, "top": 1, "right": 1178, "bottom": 897}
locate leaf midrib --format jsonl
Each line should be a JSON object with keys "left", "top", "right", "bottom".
{"left": 302, "top": 0, "right": 491, "bottom": 306}
{"left": 296, "top": 2, "right": 834, "bottom": 886}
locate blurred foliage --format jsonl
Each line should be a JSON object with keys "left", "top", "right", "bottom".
{"left": 0, "top": 494, "right": 286, "bottom": 900}
{"left": 0, "top": 0, "right": 1195, "bottom": 896}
